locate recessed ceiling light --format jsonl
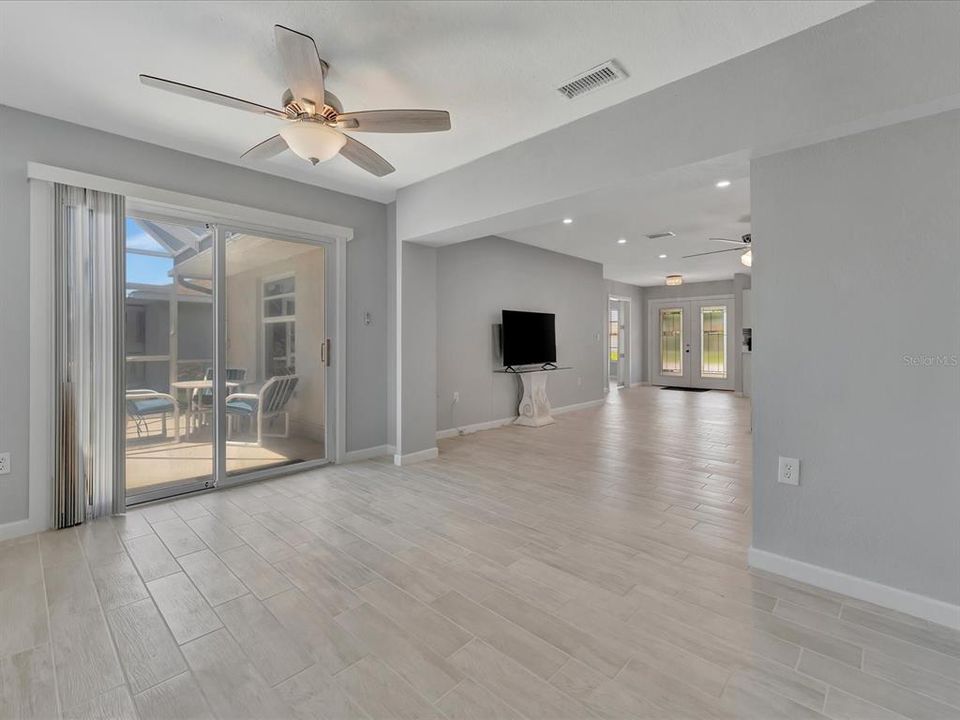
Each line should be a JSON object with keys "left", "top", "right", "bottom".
{"left": 562, "top": 218, "right": 573, "bottom": 224}
{"left": 715, "top": 179, "right": 731, "bottom": 188}
{"left": 617, "top": 238, "right": 627, "bottom": 244}
{"left": 658, "top": 254, "right": 668, "bottom": 259}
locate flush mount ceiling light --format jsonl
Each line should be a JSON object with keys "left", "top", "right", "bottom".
{"left": 617, "top": 238, "right": 627, "bottom": 244}
{"left": 740, "top": 249, "right": 753, "bottom": 267}
{"left": 715, "top": 179, "right": 732, "bottom": 188}
{"left": 665, "top": 274, "right": 683, "bottom": 286}
{"left": 658, "top": 254, "right": 668, "bottom": 259}
{"left": 280, "top": 120, "right": 346, "bottom": 163}
{"left": 562, "top": 218, "right": 573, "bottom": 225}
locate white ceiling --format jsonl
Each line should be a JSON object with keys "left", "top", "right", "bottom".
{"left": 0, "top": 1, "right": 867, "bottom": 203}
{"left": 501, "top": 160, "right": 751, "bottom": 287}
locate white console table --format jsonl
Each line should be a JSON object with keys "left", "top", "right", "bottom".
{"left": 496, "top": 366, "right": 571, "bottom": 428}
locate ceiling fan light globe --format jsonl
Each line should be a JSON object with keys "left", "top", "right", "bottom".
{"left": 280, "top": 122, "right": 346, "bottom": 163}
{"left": 740, "top": 249, "right": 753, "bottom": 267}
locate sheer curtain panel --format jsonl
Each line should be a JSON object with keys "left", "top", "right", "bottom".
{"left": 53, "top": 183, "right": 125, "bottom": 527}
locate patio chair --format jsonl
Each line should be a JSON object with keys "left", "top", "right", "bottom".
{"left": 191, "top": 367, "right": 247, "bottom": 429}
{"left": 225, "top": 375, "right": 298, "bottom": 446}
{"left": 126, "top": 389, "right": 177, "bottom": 439}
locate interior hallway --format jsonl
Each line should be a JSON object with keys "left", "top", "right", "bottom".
{"left": 2, "top": 387, "right": 958, "bottom": 719}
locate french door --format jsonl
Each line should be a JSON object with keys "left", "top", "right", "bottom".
{"left": 123, "top": 214, "right": 336, "bottom": 504}
{"left": 649, "top": 297, "right": 735, "bottom": 390}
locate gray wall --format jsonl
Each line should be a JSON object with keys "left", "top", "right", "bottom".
{"left": 752, "top": 111, "right": 960, "bottom": 604}
{"left": 436, "top": 236, "right": 605, "bottom": 432}
{"left": 386, "top": 203, "right": 397, "bottom": 450}
{"left": 0, "top": 105, "right": 388, "bottom": 526}
{"left": 401, "top": 242, "right": 438, "bottom": 454}
{"left": 604, "top": 280, "right": 643, "bottom": 386}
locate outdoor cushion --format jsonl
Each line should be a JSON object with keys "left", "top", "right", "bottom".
{"left": 226, "top": 398, "right": 259, "bottom": 415}
{"left": 129, "top": 397, "right": 175, "bottom": 415}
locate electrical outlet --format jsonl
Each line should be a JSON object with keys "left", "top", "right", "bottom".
{"left": 453, "top": 391, "right": 460, "bottom": 403}
{"left": 778, "top": 456, "right": 800, "bottom": 486}
{"left": 0, "top": 452, "right": 10, "bottom": 475}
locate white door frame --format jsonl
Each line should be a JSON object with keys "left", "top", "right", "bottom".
{"left": 648, "top": 294, "right": 736, "bottom": 391}
{"left": 606, "top": 295, "right": 631, "bottom": 389}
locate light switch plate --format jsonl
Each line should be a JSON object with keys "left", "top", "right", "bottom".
{"left": 778, "top": 456, "right": 799, "bottom": 486}
{"left": 0, "top": 452, "right": 10, "bottom": 475}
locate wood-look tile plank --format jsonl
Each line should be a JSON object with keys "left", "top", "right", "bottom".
{"left": 89, "top": 551, "right": 149, "bottom": 611}
{"left": 105, "top": 597, "right": 186, "bottom": 694}
{"left": 185, "top": 515, "right": 243, "bottom": 553}
{"left": 448, "top": 639, "right": 592, "bottom": 720}
{"left": 264, "top": 588, "right": 366, "bottom": 675}
{"left": 49, "top": 606, "right": 124, "bottom": 711}
{"left": 275, "top": 664, "right": 368, "bottom": 720}
{"left": 0, "top": 580, "right": 48, "bottom": 657}
{"left": 431, "top": 590, "right": 567, "bottom": 680}
{"left": 797, "top": 650, "right": 957, "bottom": 720}
{"left": 335, "top": 602, "right": 460, "bottom": 702}
{"left": 0, "top": 644, "right": 59, "bottom": 720}
{"left": 146, "top": 573, "right": 222, "bottom": 645}
{"left": 150, "top": 518, "right": 205, "bottom": 558}
{"left": 218, "top": 544, "right": 293, "bottom": 600}
{"left": 177, "top": 549, "right": 247, "bottom": 607}
{"left": 436, "top": 677, "right": 525, "bottom": 720}
{"left": 134, "top": 671, "right": 214, "bottom": 720}
{"left": 62, "top": 684, "right": 137, "bottom": 720}
{"left": 335, "top": 655, "right": 444, "bottom": 720}
{"left": 356, "top": 578, "right": 472, "bottom": 658}
{"left": 123, "top": 534, "right": 180, "bottom": 583}
{"left": 215, "top": 594, "right": 313, "bottom": 686}
{"left": 181, "top": 628, "right": 292, "bottom": 719}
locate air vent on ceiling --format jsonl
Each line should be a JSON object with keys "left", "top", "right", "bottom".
{"left": 557, "top": 60, "right": 628, "bottom": 100}
{"left": 645, "top": 231, "right": 676, "bottom": 240}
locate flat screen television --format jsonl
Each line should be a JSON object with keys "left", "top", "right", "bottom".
{"left": 502, "top": 310, "right": 556, "bottom": 367}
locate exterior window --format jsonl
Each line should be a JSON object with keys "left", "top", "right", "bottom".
{"left": 660, "top": 308, "right": 683, "bottom": 375}
{"left": 700, "top": 306, "right": 727, "bottom": 378}
{"left": 263, "top": 274, "right": 295, "bottom": 376}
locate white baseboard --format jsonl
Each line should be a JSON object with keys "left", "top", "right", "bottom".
{"left": 393, "top": 447, "right": 439, "bottom": 466}
{"left": 748, "top": 547, "right": 960, "bottom": 630}
{"left": 436, "top": 398, "right": 605, "bottom": 441}
{"left": 630, "top": 381, "right": 650, "bottom": 387}
{"left": 0, "top": 516, "right": 48, "bottom": 544}
{"left": 342, "top": 445, "right": 394, "bottom": 463}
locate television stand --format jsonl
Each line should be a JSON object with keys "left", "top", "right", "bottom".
{"left": 494, "top": 365, "right": 571, "bottom": 427}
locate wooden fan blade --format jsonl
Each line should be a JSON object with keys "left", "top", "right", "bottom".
{"left": 708, "top": 237, "right": 746, "bottom": 245}
{"left": 241, "top": 134, "right": 288, "bottom": 160}
{"left": 274, "top": 25, "right": 325, "bottom": 107}
{"left": 336, "top": 109, "right": 451, "bottom": 133}
{"left": 682, "top": 247, "right": 746, "bottom": 259}
{"left": 139, "top": 75, "right": 287, "bottom": 118}
{"left": 339, "top": 135, "right": 395, "bottom": 177}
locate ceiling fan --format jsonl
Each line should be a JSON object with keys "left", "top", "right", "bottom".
{"left": 140, "top": 24, "right": 451, "bottom": 177}
{"left": 683, "top": 234, "right": 752, "bottom": 267}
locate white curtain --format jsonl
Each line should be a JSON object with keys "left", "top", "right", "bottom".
{"left": 53, "top": 184, "right": 125, "bottom": 527}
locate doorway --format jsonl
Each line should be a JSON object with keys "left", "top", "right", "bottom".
{"left": 123, "top": 213, "right": 335, "bottom": 504}
{"left": 649, "top": 296, "right": 735, "bottom": 390}
{"left": 608, "top": 296, "right": 630, "bottom": 390}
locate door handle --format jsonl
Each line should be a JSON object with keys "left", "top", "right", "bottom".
{"left": 322, "top": 338, "right": 332, "bottom": 367}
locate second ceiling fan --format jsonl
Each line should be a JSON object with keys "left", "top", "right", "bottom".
{"left": 140, "top": 24, "right": 451, "bottom": 177}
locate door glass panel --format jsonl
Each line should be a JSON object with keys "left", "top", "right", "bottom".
{"left": 224, "top": 232, "right": 326, "bottom": 476}
{"left": 700, "top": 306, "right": 727, "bottom": 379}
{"left": 124, "top": 216, "right": 214, "bottom": 495}
{"left": 660, "top": 308, "right": 683, "bottom": 376}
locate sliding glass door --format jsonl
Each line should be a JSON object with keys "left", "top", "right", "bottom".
{"left": 123, "top": 215, "right": 332, "bottom": 504}
{"left": 222, "top": 231, "right": 327, "bottom": 476}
